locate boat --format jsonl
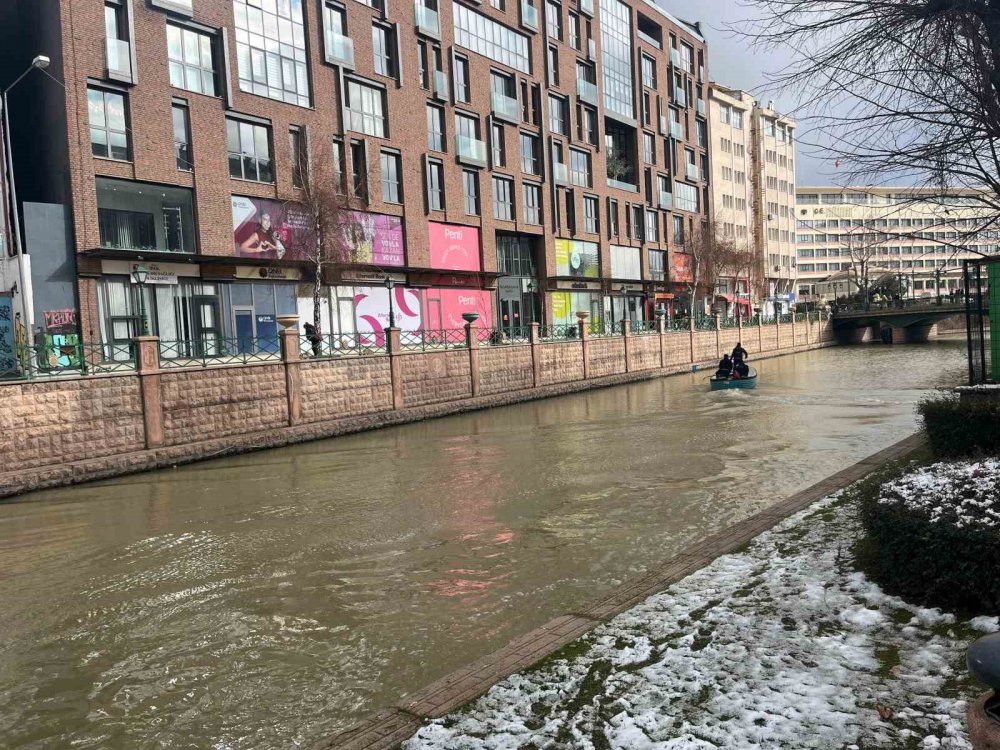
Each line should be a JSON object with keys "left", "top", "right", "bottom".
{"left": 709, "top": 366, "right": 758, "bottom": 390}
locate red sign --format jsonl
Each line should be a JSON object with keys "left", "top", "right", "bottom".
{"left": 671, "top": 251, "right": 694, "bottom": 283}
{"left": 429, "top": 222, "right": 481, "bottom": 272}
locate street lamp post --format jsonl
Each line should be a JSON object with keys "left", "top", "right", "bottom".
{"left": 384, "top": 275, "right": 396, "bottom": 329}
{"left": 2, "top": 54, "right": 50, "bottom": 337}
{"left": 619, "top": 283, "right": 627, "bottom": 324}
{"left": 130, "top": 265, "right": 149, "bottom": 336}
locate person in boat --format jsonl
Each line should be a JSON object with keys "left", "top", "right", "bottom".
{"left": 716, "top": 354, "right": 733, "bottom": 378}
{"left": 731, "top": 341, "right": 748, "bottom": 364}
{"left": 735, "top": 360, "right": 750, "bottom": 379}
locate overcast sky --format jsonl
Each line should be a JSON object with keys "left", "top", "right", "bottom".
{"left": 657, "top": 0, "right": 837, "bottom": 187}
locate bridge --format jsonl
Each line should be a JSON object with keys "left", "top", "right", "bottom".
{"left": 831, "top": 300, "right": 977, "bottom": 344}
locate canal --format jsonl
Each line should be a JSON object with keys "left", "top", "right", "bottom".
{"left": 0, "top": 339, "right": 966, "bottom": 750}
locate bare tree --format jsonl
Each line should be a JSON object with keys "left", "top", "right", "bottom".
{"left": 681, "top": 222, "right": 739, "bottom": 318}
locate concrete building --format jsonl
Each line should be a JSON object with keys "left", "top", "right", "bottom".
{"left": 708, "top": 83, "right": 796, "bottom": 316}
{"left": 795, "top": 187, "right": 1000, "bottom": 302}
{"left": 0, "top": 0, "right": 711, "bottom": 362}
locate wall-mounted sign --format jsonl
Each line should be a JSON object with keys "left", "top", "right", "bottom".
{"left": 429, "top": 222, "right": 481, "bottom": 272}
{"left": 347, "top": 211, "right": 405, "bottom": 267}
{"left": 232, "top": 195, "right": 312, "bottom": 261}
{"left": 101, "top": 260, "right": 198, "bottom": 279}
{"left": 338, "top": 269, "right": 406, "bottom": 284}
{"left": 555, "top": 239, "right": 599, "bottom": 278}
{"left": 554, "top": 280, "right": 602, "bottom": 291}
{"left": 235, "top": 265, "right": 302, "bottom": 281}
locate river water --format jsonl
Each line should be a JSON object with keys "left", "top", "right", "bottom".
{"left": 0, "top": 339, "right": 967, "bottom": 750}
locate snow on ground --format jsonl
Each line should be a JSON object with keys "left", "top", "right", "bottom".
{"left": 405, "top": 494, "right": 995, "bottom": 750}
{"left": 879, "top": 459, "right": 1000, "bottom": 530}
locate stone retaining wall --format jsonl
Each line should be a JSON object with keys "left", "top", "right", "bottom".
{"left": 0, "top": 317, "right": 834, "bottom": 498}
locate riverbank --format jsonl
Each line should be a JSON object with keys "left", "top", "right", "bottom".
{"left": 0, "top": 317, "right": 833, "bottom": 499}
{"left": 316, "top": 432, "right": 933, "bottom": 750}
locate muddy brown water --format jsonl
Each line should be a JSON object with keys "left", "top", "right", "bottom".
{"left": 0, "top": 340, "right": 967, "bottom": 749}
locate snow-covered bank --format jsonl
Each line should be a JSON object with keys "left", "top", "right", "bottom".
{"left": 878, "top": 459, "right": 1000, "bottom": 531}
{"left": 405, "top": 494, "right": 995, "bottom": 750}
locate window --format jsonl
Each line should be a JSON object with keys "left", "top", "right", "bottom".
{"left": 696, "top": 120, "right": 707, "bottom": 148}
{"left": 648, "top": 249, "right": 665, "bottom": 280}
{"left": 427, "top": 104, "right": 445, "bottom": 151}
{"left": 233, "top": 0, "right": 310, "bottom": 107}
{"left": 381, "top": 150, "right": 402, "bottom": 203}
{"left": 463, "top": 170, "right": 480, "bottom": 215}
{"left": 88, "top": 87, "right": 129, "bottom": 161}
{"left": 645, "top": 208, "right": 659, "bottom": 242}
{"left": 630, "top": 205, "right": 644, "bottom": 240}
{"left": 452, "top": 4, "right": 532, "bottom": 74}
{"left": 172, "top": 103, "right": 192, "bottom": 171}
{"left": 351, "top": 140, "right": 368, "bottom": 200}
{"left": 492, "top": 0, "right": 506, "bottom": 9}
{"left": 672, "top": 214, "right": 683, "bottom": 244}
{"left": 547, "top": 46, "right": 559, "bottom": 87}
{"left": 569, "top": 12, "right": 580, "bottom": 49}
{"left": 547, "top": 1, "right": 563, "bottom": 40}
{"left": 732, "top": 110, "right": 743, "bottom": 129}
{"left": 608, "top": 198, "right": 619, "bottom": 237}
{"left": 601, "top": 0, "right": 634, "bottom": 119}
{"left": 549, "top": 94, "right": 568, "bottom": 135}
{"left": 345, "top": 79, "right": 387, "bottom": 137}
{"left": 493, "top": 176, "right": 514, "bottom": 221}
{"left": 569, "top": 148, "right": 591, "bottom": 187}
{"left": 97, "top": 177, "right": 196, "bottom": 254}
{"left": 455, "top": 56, "right": 471, "bottom": 103}
{"left": 492, "top": 123, "right": 506, "bottom": 167}
{"left": 641, "top": 55, "right": 656, "bottom": 88}
{"left": 643, "top": 132, "right": 654, "bottom": 164}
{"left": 578, "top": 104, "right": 597, "bottom": 145}
{"left": 565, "top": 191, "right": 576, "bottom": 233}
{"left": 719, "top": 104, "right": 730, "bottom": 124}
{"left": 372, "top": 24, "right": 397, "bottom": 78}
{"left": 167, "top": 24, "right": 217, "bottom": 96}
{"left": 675, "top": 182, "right": 698, "bottom": 212}
{"left": 583, "top": 195, "right": 598, "bottom": 233}
{"left": 332, "top": 139, "right": 345, "bottom": 193}
{"left": 520, "top": 132, "right": 540, "bottom": 174}
{"left": 105, "top": 3, "right": 132, "bottom": 80}
{"left": 227, "top": 118, "right": 272, "bottom": 182}
{"left": 289, "top": 127, "right": 303, "bottom": 187}
{"left": 524, "top": 183, "right": 542, "bottom": 224}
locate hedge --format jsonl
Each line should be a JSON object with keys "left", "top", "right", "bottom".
{"left": 918, "top": 392, "right": 1000, "bottom": 458}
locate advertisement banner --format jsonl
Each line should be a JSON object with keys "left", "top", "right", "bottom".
{"left": 347, "top": 211, "right": 405, "bottom": 267}
{"left": 354, "top": 285, "right": 424, "bottom": 346}
{"left": 555, "top": 239, "right": 599, "bottom": 278}
{"left": 232, "top": 195, "right": 312, "bottom": 261}
{"left": 429, "top": 222, "right": 481, "bottom": 272}
{"left": 423, "top": 288, "right": 494, "bottom": 329}
{"left": 671, "top": 251, "right": 694, "bottom": 283}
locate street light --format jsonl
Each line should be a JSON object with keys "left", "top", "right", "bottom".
{"left": 131, "top": 265, "right": 149, "bottom": 335}
{"left": 384, "top": 275, "right": 396, "bottom": 329}
{"left": 2, "top": 54, "right": 50, "bottom": 337}
{"left": 619, "top": 283, "right": 628, "bottom": 324}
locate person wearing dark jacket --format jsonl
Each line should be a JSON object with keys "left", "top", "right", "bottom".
{"left": 731, "top": 342, "right": 748, "bottom": 363}
{"left": 716, "top": 354, "right": 733, "bottom": 378}
{"left": 303, "top": 321, "right": 322, "bottom": 356}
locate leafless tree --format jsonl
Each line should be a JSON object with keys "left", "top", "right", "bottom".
{"left": 681, "top": 222, "right": 740, "bottom": 318}
{"left": 740, "top": 0, "right": 1000, "bottom": 235}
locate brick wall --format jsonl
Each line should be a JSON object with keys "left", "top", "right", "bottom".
{"left": 588, "top": 338, "right": 626, "bottom": 378}
{"left": 299, "top": 357, "right": 393, "bottom": 424}
{"left": 479, "top": 346, "right": 534, "bottom": 396}
{"left": 401, "top": 350, "right": 472, "bottom": 407}
{"left": 628, "top": 335, "right": 660, "bottom": 372}
{"left": 539, "top": 341, "right": 585, "bottom": 385}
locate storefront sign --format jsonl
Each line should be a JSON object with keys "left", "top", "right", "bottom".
{"left": 429, "top": 222, "right": 481, "bottom": 272}
{"left": 554, "top": 279, "right": 602, "bottom": 291}
{"left": 555, "top": 239, "right": 599, "bottom": 278}
{"left": 0, "top": 294, "right": 15, "bottom": 375}
{"left": 235, "top": 265, "right": 303, "bottom": 281}
{"left": 232, "top": 195, "right": 312, "bottom": 261}
{"left": 101, "top": 259, "right": 198, "bottom": 279}
{"left": 339, "top": 269, "right": 406, "bottom": 284}
{"left": 347, "top": 211, "right": 405, "bottom": 267}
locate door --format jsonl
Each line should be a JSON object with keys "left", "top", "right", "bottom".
{"left": 233, "top": 307, "right": 255, "bottom": 354}
{"left": 500, "top": 297, "right": 522, "bottom": 333}
{"left": 192, "top": 295, "right": 221, "bottom": 356}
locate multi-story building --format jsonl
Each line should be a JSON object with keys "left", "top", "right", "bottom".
{"left": 795, "top": 187, "right": 1000, "bottom": 302}
{"left": 0, "top": 0, "right": 710, "bottom": 358}
{"left": 709, "top": 83, "right": 796, "bottom": 316}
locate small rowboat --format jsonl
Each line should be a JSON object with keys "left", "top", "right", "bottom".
{"left": 709, "top": 366, "right": 758, "bottom": 390}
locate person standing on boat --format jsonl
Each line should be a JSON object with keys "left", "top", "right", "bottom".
{"left": 716, "top": 354, "right": 733, "bottom": 378}
{"left": 731, "top": 341, "right": 748, "bottom": 364}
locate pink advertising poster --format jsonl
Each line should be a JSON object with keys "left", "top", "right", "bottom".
{"left": 347, "top": 211, "right": 405, "bottom": 267}
{"left": 353, "top": 286, "right": 423, "bottom": 345}
{"left": 428, "top": 222, "right": 481, "bottom": 272}
{"left": 423, "top": 288, "right": 494, "bottom": 330}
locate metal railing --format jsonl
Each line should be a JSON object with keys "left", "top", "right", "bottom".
{"left": 631, "top": 320, "right": 659, "bottom": 335}
{"left": 667, "top": 317, "right": 690, "bottom": 331}
{"left": 399, "top": 328, "right": 467, "bottom": 351}
{"left": 590, "top": 321, "right": 623, "bottom": 337}
{"left": 779, "top": 313, "right": 793, "bottom": 324}
{"left": 539, "top": 324, "right": 581, "bottom": 340}
{"left": 2, "top": 342, "right": 136, "bottom": 380}
{"left": 158, "top": 337, "right": 281, "bottom": 368}
{"left": 720, "top": 316, "right": 740, "bottom": 329}
{"left": 300, "top": 332, "right": 385, "bottom": 358}
{"left": 694, "top": 316, "right": 715, "bottom": 331}
{"left": 480, "top": 326, "right": 532, "bottom": 345}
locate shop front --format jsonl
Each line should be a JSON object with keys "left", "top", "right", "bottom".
{"left": 496, "top": 233, "right": 542, "bottom": 333}
{"left": 608, "top": 245, "right": 646, "bottom": 323}
{"left": 550, "top": 239, "right": 603, "bottom": 326}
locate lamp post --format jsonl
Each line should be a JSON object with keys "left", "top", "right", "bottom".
{"left": 619, "top": 283, "right": 627, "bottom": 324}
{"left": 131, "top": 264, "right": 149, "bottom": 336}
{"left": 525, "top": 280, "right": 535, "bottom": 327}
{"left": 2, "top": 54, "right": 50, "bottom": 337}
{"left": 384, "top": 275, "right": 396, "bottom": 329}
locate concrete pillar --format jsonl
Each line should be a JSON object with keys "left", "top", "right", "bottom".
{"left": 279, "top": 326, "right": 302, "bottom": 426}
{"left": 466, "top": 322, "right": 480, "bottom": 397}
{"left": 530, "top": 321, "right": 541, "bottom": 387}
{"left": 134, "top": 336, "right": 164, "bottom": 449}
{"left": 387, "top": 327, "right": 403, "bottom": 409}
{"left": 579, "top": 319, "right": 590, "bottom": 379}
{"left": 757, "top": 313, "right": 764, "bottom": 352}
{"left": 689, "top": 316, "right": 696, "bottom": 364}
{"left": 714, "top": 313, "right": 721, "bottom": 358}
{"left": 622, "top": 319, "right": 631, "bottom": 373}
{"left": 791, "top": 312, "right": 797, "bottom": 348}
{"left": 657, "top": 315, "right": 666, "bottom": 368}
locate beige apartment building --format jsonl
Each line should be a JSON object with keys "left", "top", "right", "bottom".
{"left": 709, "top": 83, "right": 797, "bottom": 316}
{"left": 795, "top": 187, "right": 1000, "bottom": 302}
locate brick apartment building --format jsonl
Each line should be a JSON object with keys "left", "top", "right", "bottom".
{"left": 0, "top": 0, "right": 709, "bottom": 356}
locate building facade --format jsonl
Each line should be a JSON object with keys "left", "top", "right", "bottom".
{"left": 708, "top": 83, "right": 796, "bottom": 316}
{"left": 1, "top": 0, "right": 710, "bottom": 361}
{"left": 795, "top": 187, "right": 1000, "bottom": 302}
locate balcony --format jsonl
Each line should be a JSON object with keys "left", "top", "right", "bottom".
{"left": 323, "top": 29, "right": 355, "bottom": 69}
{"left": 521, "top": 0, "right": 539, "bottom": 30}
{"left": 670, "top": 48, "right": 681, "bottom": 67}
{"left": 697, "top": 98, "right": 706, "bottom": 117}
{"left": 97, "top": 177, "right": 196, "bottom": 254}
{"left": 579, "top": 0, "right": 593, "bottom": 16}
{"left": 414, "top": 1, "right": 440, "bottom": 37}
{"left": 658, "top": 191, "right": 673, "bottom": 209}
{"left": 606, "top": 177, "right": 638, "bottom": 192}
{"left": 674, "top": 88, "right": 687, "bottom": 107}
{"left": 576, "top": 78, "right": 598, "bottom": 105}
{"left": 105, "top": 38, "right": 133, "bottom": 83}
{"left": 553, "top": 160, "right": 569, "bottom": 185}
{"left": 669, "top": 121, "right": 683, "bottom": 140}
{"left": 432, "top": 69, "right": 449, "bottom": 100}
{"left": 456, "top": 134, "right": 487, "bottom": 167}
{"left": 686, "top": 163, "right": 700, "bottom": 181}
{"left": 492, "top": 90, "right": 519, "bottom": 123}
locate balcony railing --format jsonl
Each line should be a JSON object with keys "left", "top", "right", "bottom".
{"left": 105, "top": 38, "right": 133, "bottom": 82}
{"left": 456, "top": 134, "right": 487, "bottom": 166}
{"left": 674, "top": 88, "right": 687, "bottom": 107}
{"left": 521, "top": 0, "right": 539, "bottom": 29}
{"left": 658, "top": 191, "right": 673, "bottom": 209}
{"left": 606, "top": 177, "right": 638, "bottom": 192}
{"left": 686, "top": 163, "right": 700, "bottom": 181}
{"left": 492, "top": 90, "right": 519, "bottom": 122}
{"left": 414, "top": 2, "right": 440, "bottom": 37}
{"left": 324, "top": 29, "right": 355, "bottom": 68}
{"left": 553, "top": 161, "right": 569, "bottom": 184}
{"left": 579, "top": 0, "right": 593, "bottom": 16}
{"left": 432, "top": 69, "right": 449, "bottom": 100}
{"left": 576, "top": 78, "right": 598, "bottom": 104}
{"left": 637, "top": 30, "right": 661, "bottom": 49}
{"left": 670, "top": 121, "right": 683, "bottom": 140}
{"left": 670, "top": 48, "right": 681, "bottom": 67}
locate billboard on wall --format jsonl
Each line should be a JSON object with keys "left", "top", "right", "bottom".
{"left": 232, "top": 196, "right": 312, "bottom": 261}
{"left": 423, "top": 288, "right": 493, "bottom": 329}
{"left": 348, "top": 285, "right": 492, "bottom": 344}
{"left": 555, "top": 240, "right": 599, "bottom": 278}
{"left": 429, "top": 222, "right": 481, "bottom": 271}
{"left": 671, "top": 251, "right": 694, "bottom": 283}
{"left": 346, "top": 211, "right": 405, "bottom": 267}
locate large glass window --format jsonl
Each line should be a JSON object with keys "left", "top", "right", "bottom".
{"left": 601, "top": 0, "right": 634, "bottom": 120}
{"left": 233, "top": 0, "right": 311, "bottom": 107}
{"left": 227, "top": 118, "right": 273, "bottom": 182}
{"left": 427, "top": 104, "right": 445, "bottom": 151}
{"left": 427, "top": 159, "right": 445, "bottom": 210}
{"left": 88, "top": 87, "right": 129, "bottom": 161}
{"left": 96, "top": 177, "right": 196, "bottom": 253}
{"left": 345, "top": 79, "right": 387, "bottom": 137}
{"left": 675, "top": 182, "right": 698, "bottom": 213}
{"left": 549, "top": 94, "right": 568, "bottom": 135}
{"left": 372, "top": 23, "right": 397, "bottom": 78}
{"left": 497, "top": 234, "right": 537, "bottom": 275}
{"left": 583, "top": 195, "right": 598, "bottom": 234}
{"left": 493, "top": 176, "right": 514, "bottom": 221}
{"left": 546, "top": 1, "right": 563, "bottom": 41}
{"left": 523, "top": 183, "right": 542, "bottom": 225}
{"left": 380, "top": 150, "right": 402, "bottom": 203}
{"left": 167, "top": 24, "right": 218, "bottom": 96}
{"left": 570, "top": 147, "right": 591, "bottom": 188}
{"left": 520, "top": 132, "right": 540, "bottom": 175}
{"left": 173, "top": 103, "right": 193, "bottom": 171}
{"left": 463, "top": 169, "right": 480, "bottom": 215}
{"left": 453, "top": 3, "right": 531, "bottom": 74}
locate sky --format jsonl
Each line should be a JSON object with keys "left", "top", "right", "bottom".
{"left": 657, "top": 0, "right": 835, "bottom": 187}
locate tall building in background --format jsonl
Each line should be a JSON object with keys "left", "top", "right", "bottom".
{"left": 795, "top": 187, "right": 1000, "bottom": 301}
{"left": 0, "top": 0, "right": 711, "bottom": 362}
{"left": 709, "top": 83, "right": 797, "bottom": 315}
